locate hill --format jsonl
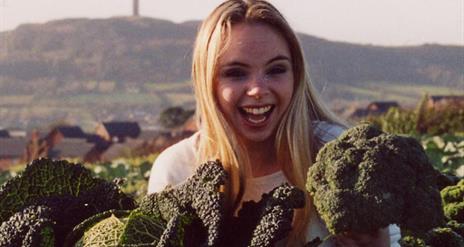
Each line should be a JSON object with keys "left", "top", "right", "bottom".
{"left": 0, "top": 17, "right": 462, "bottom": 129}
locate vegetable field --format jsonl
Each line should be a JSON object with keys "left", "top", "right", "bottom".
{"left": 1, "top": 134, "right": 462, "bottom": 190}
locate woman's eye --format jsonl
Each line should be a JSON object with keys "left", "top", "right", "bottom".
{"left": 267, "top": 66, "right": 287, "bottom": 75}
{"left": 222, "top": 68, "right": 247, "bottom": 79}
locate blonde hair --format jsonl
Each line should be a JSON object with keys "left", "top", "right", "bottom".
{"left": 191, "top": 0, "right": 342, "bottom": 245}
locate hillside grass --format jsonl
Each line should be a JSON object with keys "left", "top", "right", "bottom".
{"left": 14, "top": 81, "right": 195, "bottom": 107}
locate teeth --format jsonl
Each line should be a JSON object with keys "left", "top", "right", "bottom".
{"left": 248, "top": 116, "right": 266, "bottom": 124}
{"left": 242, "top": 105, "right": 271, "bottom": 115}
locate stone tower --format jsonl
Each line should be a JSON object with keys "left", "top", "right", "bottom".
{"left": 133, "top": 0, "right": 139, "bottom": 17}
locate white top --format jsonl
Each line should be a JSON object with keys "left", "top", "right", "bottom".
{"left": 148, "top": 121, "right": 401, "bottom": 247}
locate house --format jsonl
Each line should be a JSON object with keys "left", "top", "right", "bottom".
{"left": 47, "top": 139, "right": 95, "bottom": 160}
{"left": 0, "top": 137, "right": 27, "bottom": 170}
{"left": 45, "top": 126, "right": 88, "bottom": 145}
{"left": 427, "top": 95, "right": 464, "bottom": 110}
{"left": 0, "top": 130, "right": 10, "bottom": 138}
{"left": 95, "top": 121, "right": 141, "bottom": 143}
{"left": 137, "top": 129, "right": 164, "bottom": 142}
{"left": 5, "top": 129, "right": 27, "bottom": 138}
{"left": 141, "top": 130, "right": 195, "bottom": 156}
{"left": 99, "top": 139, "right": 145, "bottom": 161}
{"left": 365, "top": 101, "right": 399, "bottom": 115}
{"left": 349, "top": 101, "right": 399, "bottom": 119}
{"left": 348, "top": 108, "right": 368, "bottom": 119}
{"left": 24, "top": 126, "right": 97, "bottom": 163}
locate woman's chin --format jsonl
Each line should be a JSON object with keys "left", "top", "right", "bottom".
{"left": 237, "top": 115, "right": 277, "bottom": 144}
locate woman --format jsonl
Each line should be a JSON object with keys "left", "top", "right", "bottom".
{"left": 148, "top": 1, "right": 400, "bottom": 246}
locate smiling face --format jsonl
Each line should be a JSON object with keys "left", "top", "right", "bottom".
{"left": 215, "top": 23, "right": 294, "bottom": 146}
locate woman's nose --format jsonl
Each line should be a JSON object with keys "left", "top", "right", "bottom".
{"left": 246, "top": 75, "right": 269, "bottom": 99}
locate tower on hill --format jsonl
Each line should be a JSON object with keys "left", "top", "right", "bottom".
{"left": 133, "top": 0, "right": 139, "bottom": 17}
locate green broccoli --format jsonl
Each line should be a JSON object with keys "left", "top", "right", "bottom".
{"left": 441, "top": 179, "right": 464, "bottom": 222}
{"left": 400, "top": 227, "right": 464, "bottom": 247}
{"left": 0, "top": 158, "right": 136, "bottom": 246}
{"left": 306, "top": 124, "right": 444, "bottom": 236}
{"left": 447, "top": 220, "right": 464, "bottom": 237}
{"left": 425, "top": 227, "right": 464, "bottom": 247}
{"left": 399, "top": 179, "right": 464, "bottom": 247}
{"left": 399, "top": 235, "right": 426, "bottom": 247}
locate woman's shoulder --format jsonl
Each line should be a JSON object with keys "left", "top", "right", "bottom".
{"left": 155, "top": 132, "right": 198, "bottom": 162}
{"left": 312, "top": 121, "right": 346, "bottom": 143}
{"left": 147, "top": 132, "right": 199, "bottom": 194}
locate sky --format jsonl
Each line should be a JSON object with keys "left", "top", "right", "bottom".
{"left": 0, "top": 0, "right": 462, "bottom": 46}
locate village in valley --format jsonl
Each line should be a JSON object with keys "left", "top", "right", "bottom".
{"left": 0, "top": 114, "right": 197, "bottom": 170}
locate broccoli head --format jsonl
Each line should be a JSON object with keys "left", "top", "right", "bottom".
{"left": 447, "top": 220, "right": 464, "bottom": 237}
{"left": 0, "top": 158, "right": 136, "bottom": 246}
{"left": 425, "top": 227, "right": 464, "bottom": 247}
{"left": 399, "top": 235, "right": 426, "bottom": 247}
{"left": 400, "top": 227, "right": 464, "bottom": 247}
{"left": 306, "top": 124, "right": 444, "bottom": 235}
{"left": 441, "top": 179, "right": 464, "bottom": 222}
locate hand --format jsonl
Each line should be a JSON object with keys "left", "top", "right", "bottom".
{"left": 334, "top": 227, "right": 390, "bottom": 247}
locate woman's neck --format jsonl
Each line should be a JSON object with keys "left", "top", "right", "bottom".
{"left": 244, "top": 139, "right": 281, "bottom": 177}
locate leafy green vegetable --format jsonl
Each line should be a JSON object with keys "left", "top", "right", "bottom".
{"left": 68, "top": 160, "right": 305, "bottom": 247}
{"left": 0, "top": 205, "right": 55, "bottom": 247}
{"left": 0, "top": 158, "right": 136, "bottom": 246}
{"left": 67, "top": 160, "right": 226, "bottom": 246}
{"left": 220, "top": 183, "right": 305, "bottom": 247}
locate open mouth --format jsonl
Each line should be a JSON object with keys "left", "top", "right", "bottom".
{"left": 239, "top": 105, "right": 274, "bottom": 125}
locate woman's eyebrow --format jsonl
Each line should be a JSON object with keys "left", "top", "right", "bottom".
{"left": 266, "top": 55, "right": 290, "bottom": 65}
{"left": 222, "top": 55, "right": 290, "bottom": 68}
{"left": 222, "top": 61, "right": 249, "bottom": 68}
